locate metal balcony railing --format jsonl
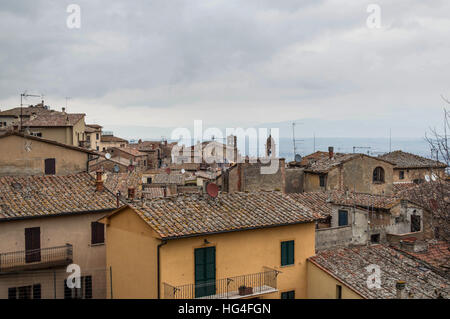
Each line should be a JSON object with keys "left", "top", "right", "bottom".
{"left": 163, "top": 267, "right": 280, "bottom": 299}
{"left": 0, "top": 244, "right": 73, "bottom": 274}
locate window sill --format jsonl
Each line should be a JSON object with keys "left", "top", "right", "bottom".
{"left": 90, "top": 243, "right": 105, "bottom": 247}
{"left": 280, "top": 264, "right": 294, "bottom": 268}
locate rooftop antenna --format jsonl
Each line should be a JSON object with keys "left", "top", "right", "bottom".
{"left": 20, "top": 91, "right": 41, "bottom": 131}
{"left": 292, "top": 122, "right": 304, "bottom": 160}
{"left": 389, "top": 128, "right": 392, "bottom": 153}
{"left": 313, "top": 132, "right": 316, "bottom": 153}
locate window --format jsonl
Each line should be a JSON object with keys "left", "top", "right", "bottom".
{"left": 336, "top": 285, "right": 342, "bottom": 299}
{"left": 372, "top": 167, "right": 385, "bottom": 183}
{"left": 8, "top": 285, "right": 40, "bottom": 299}
{"left": 91, "top": 222, "right": 104, "bottom": 245}
{"left": 96, "top": 146, "right": 99, "bottom": 151}
{"left": 281, "top": 240, "right": 294, "bottom": 266}
{"left": 96, "top": 133, "right": 99, "bottom": 140}
{"left": 338, "top": 210, "right": 348, "bottom": 226}
{"left": 31, "top": 132, "right": 42, "bottom": 137}
{"left": 281, "top": 290, "right": 295, "bottom": 299}
{"left": 146, "top": 177, "right": 152, "bottom": 184}
{"left": 64, "top": 276, "right": 92, "bottom": 299}
{"left": 319, "top": 175, "right": 326, "bottom": 187}
{"left": 399, "top": 170, "right": 405, "bottom": 180}
{"left": 411, "top": 215, "right": 421, "bottom": 232}
{"left": 25, "top": 227, "right": 41, "bottom": 263}
{"left": 44, "top": 158, "right": 56, "bottom": 175}
{"left": 370, "top": 234, "right": 380, "bottom": 243}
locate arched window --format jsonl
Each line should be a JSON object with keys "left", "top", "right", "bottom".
{"left": 373, "top": 167, "right": 385, "bottom": 183}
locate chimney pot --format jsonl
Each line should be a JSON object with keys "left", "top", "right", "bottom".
{"left": 328, "top": 146, "right": 334, "bottom": 159}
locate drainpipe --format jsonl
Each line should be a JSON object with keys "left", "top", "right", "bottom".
{"left": 157, "top": 240, "right": 168, "bottom": 299}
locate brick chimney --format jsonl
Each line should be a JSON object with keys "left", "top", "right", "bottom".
{"left": 95, "top": 170, "right": 104, "bottom": 192}
{"left": 328, "top": 146, "right": 334, "bottom": 159}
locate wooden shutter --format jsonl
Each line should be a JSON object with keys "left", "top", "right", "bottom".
{"left": 281, "top": 241, "right": 294, "bottom": 266}
{"left": 44, "top": 158, "right": 56, "bottom": 175}
{"left": 84, "top": 276, "right": 92, "bottom": 299}
{"left": 33, "top": 284, "right": 41, "bottom": 299}
{"left": 91, "top": 222, "right": 104, "bottom": 245}
{"left": 194, "top": 247, "right": 216, "bottom": 298}
{"left": 8, "top": 287, "right": 17, "bottom": 299}
{"left": 338, "top": 210, "right": 348, "bottom": 226}
{"left": 25, "top": 227, "right": 41, "bottom": 263}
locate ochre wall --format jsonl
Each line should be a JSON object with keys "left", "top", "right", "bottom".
{"left": 104, "top": 207, "right": 316, "bottom": 299}
{"left": 307, "top": 261, "right": 363, "bottom": 299}
{"left": 104, "top": 207, "right": 159, "bottom": 299}
{"left": 0, "top": 135, "right": 88, "bottom": 176}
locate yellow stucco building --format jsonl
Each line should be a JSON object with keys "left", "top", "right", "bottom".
{"left": 100, "top": 191, "right": 318, "bottom": 299}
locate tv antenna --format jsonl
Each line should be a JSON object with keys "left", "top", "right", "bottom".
{"left": 20, "top": 91, "right": 42, "bottom": 131}
{"left": 292, "top": 122, "right": 304, "bottom": 160}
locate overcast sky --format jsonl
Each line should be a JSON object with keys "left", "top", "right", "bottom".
{"left": 0, "top": 0, "right": 449, "bottom": 138}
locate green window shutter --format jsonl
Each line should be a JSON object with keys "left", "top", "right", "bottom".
{"left": 281, "top": 241, "right": 294, "bottom": 266}
{"left": 195, "top": 247, "right": 216, "bottom": 298}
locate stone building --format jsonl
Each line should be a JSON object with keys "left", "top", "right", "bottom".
{"left": 98, "top": 132, "right": 128, "bottom": 151}
{"left": 289, "top": 191, "right": 430, "bottom": 251}
{"left": 379, "top": 150, "right": 447, "bottom": 183}
{"left": 84, "top": 124, "right": 103, "bottom": 151}
{"left": 303, "top": 147, "right": 395, "bottom": 194}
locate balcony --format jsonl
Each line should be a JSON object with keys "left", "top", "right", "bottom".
{"left": 163, "top": 267, "right": 280, "bottom": 299}
{"left": 0, "top": 244, "right": 73, "bottom": 274}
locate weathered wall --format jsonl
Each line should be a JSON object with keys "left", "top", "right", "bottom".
{"left": 0, "top": 135, "right": 88, "bottom": 176}
{"left": 0, "top": 212, "right": 108, "bottom": 299}
{"left": 315, "top": 226, "right": 352, "bottom": 251}
{"left": 307, "top": 261, "right": 363, "bottom": 299}
{"left": 393, "top": 167, "right": 446, "bottom": 183}
{"left": 285, "top": 168, "right": 304, "bottom": 193}
{"left": 303, "top": 172, "right": 325, "bottom": 192}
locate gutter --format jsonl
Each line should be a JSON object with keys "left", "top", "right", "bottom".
{"left": 157, "top": 240, "right": 168, "bottom": 299}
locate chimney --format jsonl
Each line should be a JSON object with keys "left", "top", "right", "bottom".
{"left": 95, "top": 170, "right": 104, "bottom": 192}
{"left": 128, "top": 187, "right": 135, "bottom": 200}
{"left": 116, "top": 191, "right": 121, "bottom": 208}
{"left": 62, "top": 107, "right": 66, "bottom": 114}
{"left": 328, "top": 146, "right": 334, "bottom": 159}
{"left": 396, "top": 281, "right": 406, "bottom": 299}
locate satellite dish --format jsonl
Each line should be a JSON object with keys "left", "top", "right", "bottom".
{"left": 431, "top": 174, "right": 437, "bottom": 181}
{"left": 294, "top": 154, "right": 302, "bottom": 163}
{"left": 206, "top": 183, "right": 219, "bottom": 198}
{"left": 165, "top": 167, "right": 171, "bottom": 174}
{"left": 113, "top": 164, "right": 120, "bottom": 173}
{"left": 424, "top": 175, "right": 431, "bottom": 182}
{"left": 181, "top": 168, "right": 186, "bottom": 174}
{"left": 105, "top": 153, "right": 111, "bottom": 160}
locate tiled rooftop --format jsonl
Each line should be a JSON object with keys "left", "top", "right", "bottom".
{"left": 131, "top": 191, "right": 318, "bottom": 239}
{"left": 397, "top": 241, "right": 450, "bottom": 276}
{"left": 287, "top": 192, "right": 332, "bottom": 219}
{"left": 100, "top": 171, "right": 142, "bottom": 199}
{"left": 0, "top": 173, "right": 117, "bottom": 219}
{"left": 22, "top": 113, "right": 85, "bottom": 127}
{"left": 380, "top": 150, "right": 447, "bottom": 169}
{"left": 101, "top": 135, "right": 128, "bottom": 143}
{"left": 309, "top": 245, "right": 450, "bottom": 299}
{"left": 305, "top": 153, "right": 395, "bottom": 173}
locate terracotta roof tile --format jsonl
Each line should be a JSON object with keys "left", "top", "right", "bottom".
{"left": 132, "top": 191, "right": 318, "bottom": 239}
{"left": 22, "top": 113, "right": 85, "bottom": 127}
{"left": 309, "top": 245, "right": 450, "bottom": 299}
{"left": 380, "top": 150, "right": 447, "bottom": 169}
{"left": 0, "top": 173, "right": 117, "bottom": 219}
